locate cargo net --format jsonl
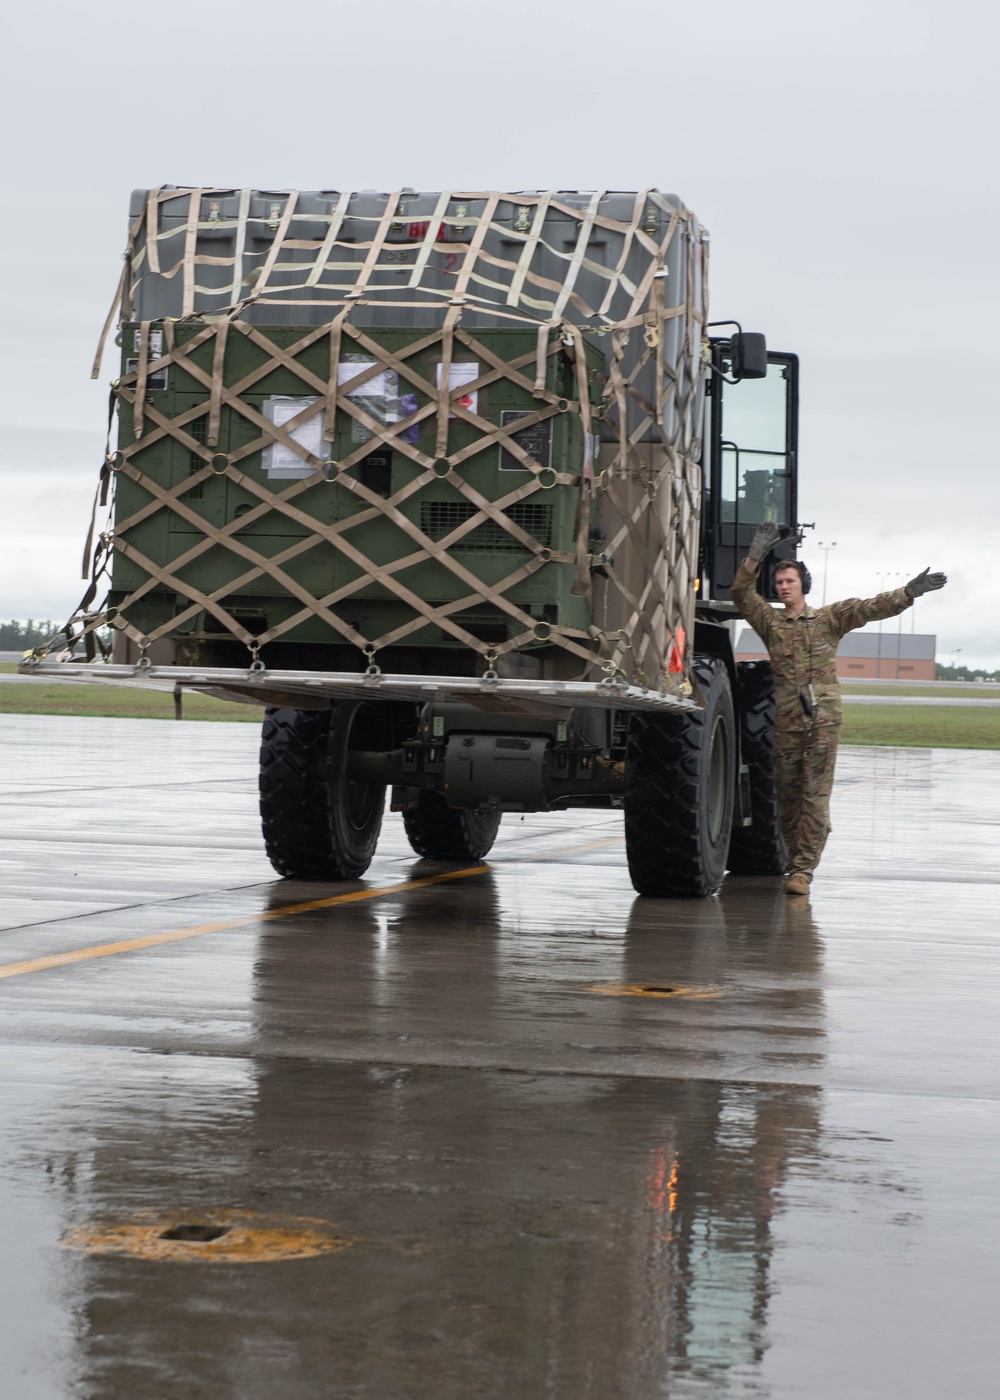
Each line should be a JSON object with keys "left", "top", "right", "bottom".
{"left": 57, "top": 188, "right": 706, "bottom": 689}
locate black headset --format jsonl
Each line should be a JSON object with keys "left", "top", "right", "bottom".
{"left": 775, "top": 559, "right": 813, "bottom": 595}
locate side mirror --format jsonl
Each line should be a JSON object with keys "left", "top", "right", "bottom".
{"left": 730, "top": 332, "right": 768, "bottom": 380}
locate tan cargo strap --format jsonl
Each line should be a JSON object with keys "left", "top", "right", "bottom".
{"left": 64, "top": 189, "right": 704, "bottom": 691}
{"left": 96, "top": 320, "right": 591, "bottom": 662}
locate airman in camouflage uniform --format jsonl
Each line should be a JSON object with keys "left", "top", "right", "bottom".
{"left": 732, "top": 526, "right": 947, "bottom": 894}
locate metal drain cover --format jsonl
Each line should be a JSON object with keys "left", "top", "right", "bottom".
{"left": 61, "top": 1209, "right": 353, "bottom": 1263}
{"left": 587, "top": 982, "right": 722, "bottom": 999}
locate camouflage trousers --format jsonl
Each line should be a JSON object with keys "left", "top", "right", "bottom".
{"left": 773, "top": 727, "right": 840, "bottom": 876}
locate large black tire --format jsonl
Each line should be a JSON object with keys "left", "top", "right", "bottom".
{"left": 259, "top": 702, "right": 385, "bottom": 880}
{"left": 727, "top": 660, "right": 788, "bottom": 875}
{"left": 623, "top": 656, "right": 736, "bottom": 898}
{"left": 402, "top": 791, "right": 503, "bottom": 861}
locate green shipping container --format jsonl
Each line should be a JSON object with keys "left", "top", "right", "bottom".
{"left": 111, "top": 322, "right": 604, "bottom": 674}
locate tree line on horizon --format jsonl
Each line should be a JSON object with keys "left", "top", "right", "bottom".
{"left": 936, "top": 663, "right": 1000, "bottom": 682}
{"left": 0, "top": 619, "right": 58, "bottom": 649}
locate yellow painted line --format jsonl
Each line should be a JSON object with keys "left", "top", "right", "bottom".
{"left": 0, "top": 865, "right": 490, "bottom": 982}
{"left": 0, "top": 832, "right": 626, "bottom": 983}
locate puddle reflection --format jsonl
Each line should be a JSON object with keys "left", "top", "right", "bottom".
{"left": 31, "top": 873, "right": 836, "bottom": 1398}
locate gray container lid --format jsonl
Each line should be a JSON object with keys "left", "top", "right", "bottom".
{"left": 121, "top": 186, "right": 703, "bottom": 333}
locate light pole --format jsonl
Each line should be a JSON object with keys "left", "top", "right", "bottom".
{"left": 818, "top": 541, "right": 837, "bottom": 605}
{"left": 950, "top": 648, "right": 962, "bottom": 678}
{"left": 876, "top": 571, "right": 891, "bottom": 678}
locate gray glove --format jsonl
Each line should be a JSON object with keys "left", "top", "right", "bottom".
{"left": 904, "top": 568, "right": 947, "bottom": 598}
{"left": 748, "top": 521, "right": 782, "bottom": 562}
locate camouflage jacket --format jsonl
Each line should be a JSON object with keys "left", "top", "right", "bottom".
{"left": 731, "top": 561, "right": 912, "bottom": 731}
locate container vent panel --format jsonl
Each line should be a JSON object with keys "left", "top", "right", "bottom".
{"left": 419, "top": 501, "right": 552, "bottom": 552}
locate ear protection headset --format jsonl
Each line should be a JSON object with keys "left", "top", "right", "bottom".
{"left": 774, "top": 559, "right": 813, "bottom": 595}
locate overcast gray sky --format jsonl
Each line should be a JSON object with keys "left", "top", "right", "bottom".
{"left": 2, "top": 0, "right": 996, "bottom": 666}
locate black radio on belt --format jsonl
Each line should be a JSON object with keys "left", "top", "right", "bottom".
{"left": 799, "top": 684, "right": 817, "bottom": 718}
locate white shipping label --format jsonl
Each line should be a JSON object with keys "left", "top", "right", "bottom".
{"left": 337, "top": 361, "right": 392, "bottom": 398}
{"left": 262, "top": 396, "right": 327, "bottom": 479}
{"left": 436, "top": 362, "right": 479, "bottom": 417}
{"left": 338, "top": 359, "right": 401, "bottom": 444}
{"left": 133, "top": 328, "right": 164, "bottom": 357}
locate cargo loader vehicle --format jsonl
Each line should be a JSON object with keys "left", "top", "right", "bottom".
{"left": 23, "top": 187, "right": 803, "bottom": 896}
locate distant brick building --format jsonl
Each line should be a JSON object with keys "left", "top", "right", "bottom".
{"left": 735, "top": 628, "right": 936, "bottom": 680}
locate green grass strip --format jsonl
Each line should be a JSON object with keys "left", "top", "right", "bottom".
{"left": 0, "top": 682, "right": 261, "bottom": 722}
{"left": 841, "top": 704, "right": 1000, "bottom": 749}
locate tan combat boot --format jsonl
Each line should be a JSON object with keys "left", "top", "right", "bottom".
{"left": 784, "top": 873, "right": 811, "bottom": 896}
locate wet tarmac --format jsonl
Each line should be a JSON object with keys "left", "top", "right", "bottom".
{"left": 1, "top": 714, "right": 998, "bottom": 1399}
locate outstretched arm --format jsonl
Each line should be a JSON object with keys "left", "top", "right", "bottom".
{"left": 904, "top": 568, "right": 947, "bottom": 599}
{"left": 731, "top": 560, "right": 774, "bottom": 635}
{"left": 828, "top": 587, "right": 911, "bottom": 637}
{"left": 731, "top": 523, "right": 782, "bottom": 640}
{"left": 747, "top": 521, "right": 782, "bottom": 566}
{"left": 829, "top": 568, "right": 947, "bottom": 638}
